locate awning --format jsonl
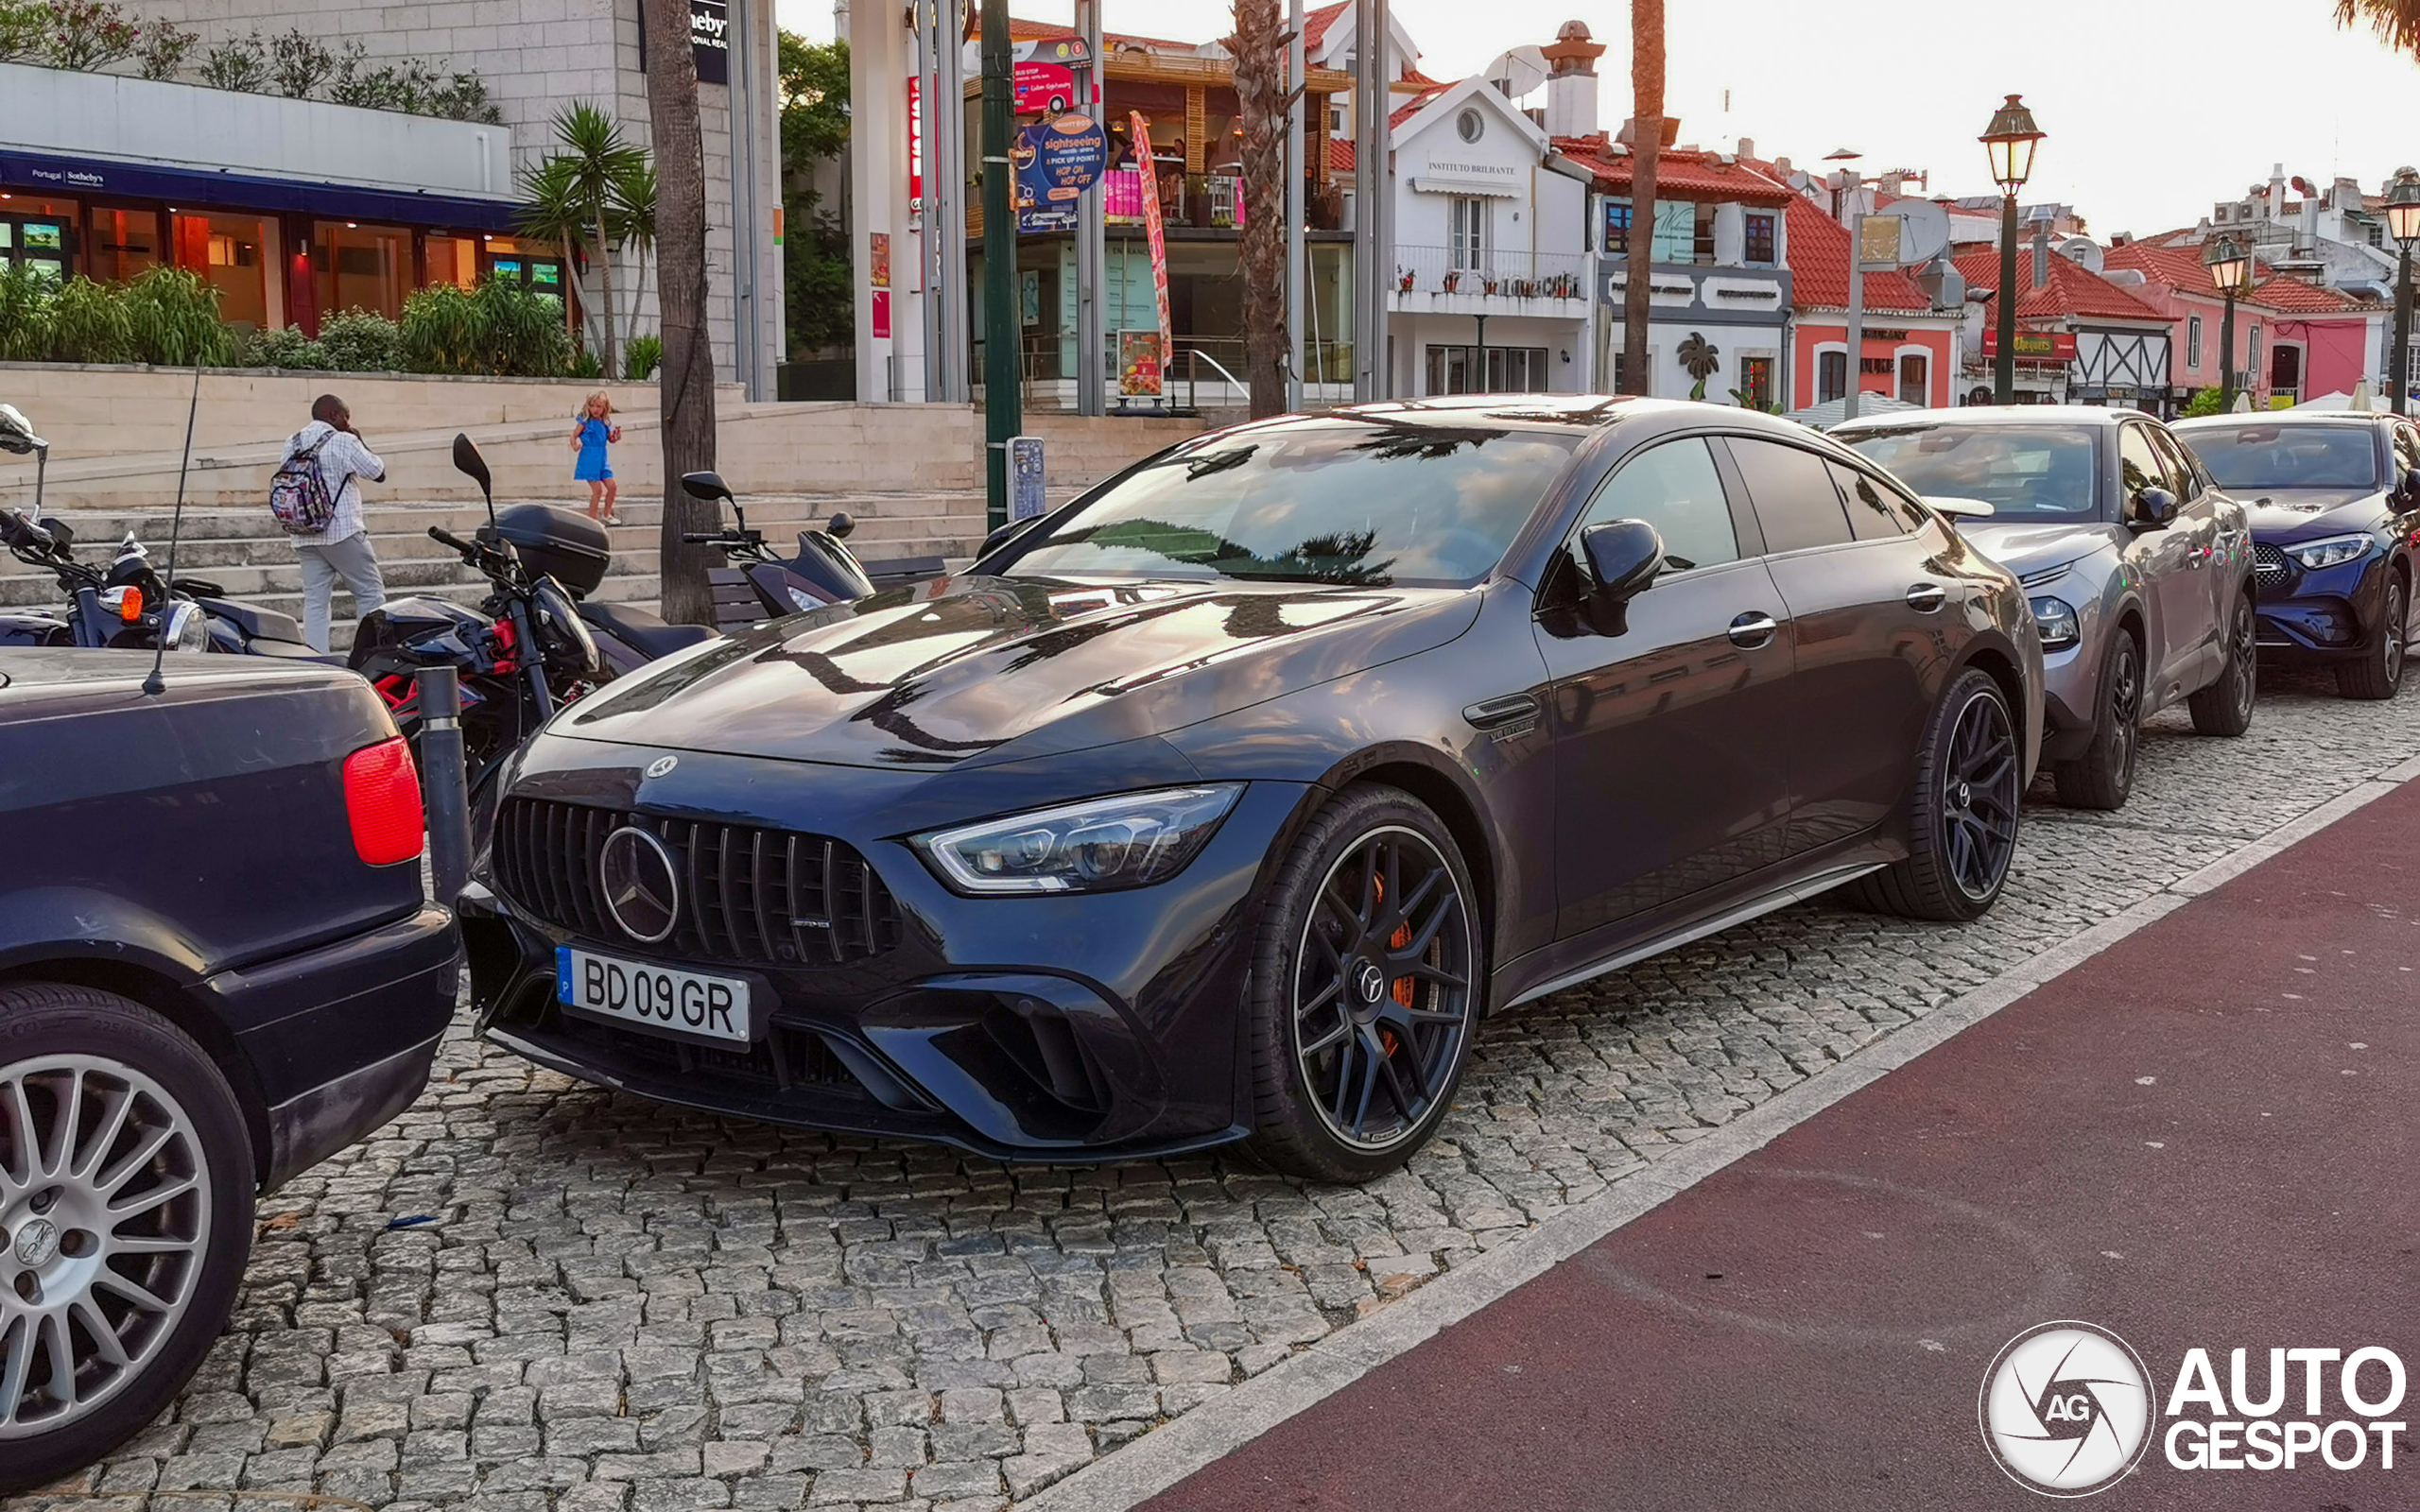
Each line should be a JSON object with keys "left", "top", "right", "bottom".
{"left": 1409, "top": 175, "right": 1519, "bottom": 198}
{"left": 0, "top": 147, "right": 517, "bottom": 232}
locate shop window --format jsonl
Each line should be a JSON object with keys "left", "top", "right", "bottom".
{"left": 84, "top": 204, "right": 161, "bottom": 283}
{"left": 1425, "top": 344, "right": 1551, "bottom": 395}
{"left": 425, "top": 234, "right": 480, "bottom": 289}
{"left": 1738, "top": 354, "right": 1774, "bottom": 410}
{"left": 314, "top": 221, "right": 409, "bottom": 318}
{"left": 484, "top": 236, "right": 571, "bottom": 311}
{"left": 1818, "top": 350, "right": 1847, "bottom": 404}
{"left": 1898, "top": 352, "right": 1928, "bottom": 406}
{"left": 171, "top": 213, "right": 272, "bottom": 330}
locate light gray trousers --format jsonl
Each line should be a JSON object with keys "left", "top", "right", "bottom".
{"left": 295, "top": 531, "right": 387, "bottom": 652}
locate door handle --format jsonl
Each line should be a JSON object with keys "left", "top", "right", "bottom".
{"left": 1727, "top": 611, "right": 1779, "bottom": 649}
{"left": 1462, "top": 694, "right": 1539, "bottom": 731}
{"left": 1906, "top": 582, "right": 1948, "bottom": 612}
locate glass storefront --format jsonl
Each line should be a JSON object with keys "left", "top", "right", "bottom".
{"left": 482, "top": 236, "right": 571, "bottom": 310}
{"left": 83, "top": 203, "right": 162, "bottom": 283}
{"left": 170, "top": 212, "right": 274, "bottom": 329}
{"left": 314, "top": 220, "right": 410, "bottom": 318}
{"left": 0, "top": 194, "right": 76, "bottom": 285}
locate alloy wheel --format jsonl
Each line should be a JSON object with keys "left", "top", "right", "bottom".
{"left": 2386, "top": 582, "right": 2405, "bottom": 688}
{"left": 0, "top": 1056, "right": 210, "bottom": 1438}
{"left": 2231, "top": 599, "right": 2258, "bottom": 720}
{"left": 1293, "top": 826, "right": 1477, "bottom": 1153}
{"left": 1942, "top": 689, "right": 2022, "bottom": 900}
{"left": 2108, "top": 642, "right": 2142, "bottom": 785}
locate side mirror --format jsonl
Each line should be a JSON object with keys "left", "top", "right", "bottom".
{"left": 450, "top": 431, "right": 493, "bottom": 499}
{"left": 1925, "top": 495, "right": 1996, "bottom": 521}
{"left": 2130, "top": 485, "right": 2179, "bottom": 530}
{"left": 1578, "top": 519, "right": 1664, "bottom": 635}
{"left": 0, "top": 403, "right": 41, "bottom": 455}
{"left": 2402, "top": 466, "right": 2420, "bottom": 500}
{"left": 977, "top": 514, "right": 1045, "bottom": 561}
{"left": 826, "top": 510, "right": 856, "bottom": 540}
{"left": 681, "top": 471, "right": 735, "bottom": 505}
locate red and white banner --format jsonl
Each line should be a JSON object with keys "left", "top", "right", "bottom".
{"left": 1130, "top": 110, "right": 1171, "bottom": 387}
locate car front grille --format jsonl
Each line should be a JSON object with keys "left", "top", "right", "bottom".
{"left": 492, "top": 798, "right": 902, "bottom": 967}
{"left": 2254, "top": 541, "right": 2290, "bottom": 588}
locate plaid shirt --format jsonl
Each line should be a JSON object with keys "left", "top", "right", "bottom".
{"left": 282, "top": 421, "right": 385, "bottom": 544}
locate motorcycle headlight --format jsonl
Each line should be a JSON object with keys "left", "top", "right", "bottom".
{"left": 165, "top": 600, "right": 208, "bottom": 652}
{"left": 531, "top": 577, "right": 601, "bottom": 679}
{"left": 2030, "top": 594, "right": 2080, "bottom": 652}
{"left": 2288, "top": 535, "right": 2370, "bottom": 571}
{"left": 915, "top": 784, "right": 1244, "bottom": 895}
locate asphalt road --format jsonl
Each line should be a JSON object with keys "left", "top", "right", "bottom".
{"left": 1140, "top": 773, "right": 2420, "bottom": 1511}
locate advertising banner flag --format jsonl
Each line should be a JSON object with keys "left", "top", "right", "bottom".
{"left": 1128, "top": 111, "right": 1172, "bottom": 393}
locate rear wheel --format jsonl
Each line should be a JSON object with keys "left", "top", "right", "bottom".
{"left": 1853, "top": 667, "right": 2022, "bottom": 922}
{"left": 1243, "top": 786, "right": 1482, "bottom": 1182}
{"left": 0, "top": 984, "right": 253, "bottom": 1494}
{"left": 2188, "top": 592, "right": 2257, "bottom": 734}
{"left": 2336, "top": 571, "right": 2406, "bottom": 700}
{"left": 2054, "top": 629, "right": 2141, "bottom": 811}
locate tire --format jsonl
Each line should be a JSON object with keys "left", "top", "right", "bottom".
{"left": 1852, "top": 667, "right": 2023, "bottom": 922}
{"left": 0, "top": 983, "right": 254, "bottom": 1494}
{"left": 2189, "top": 591, "right": 2258, "bottom": 734}
{"left": 2336, "top": 570, "right": 2407, "bottom": 701}
{"left": 1241, "top": 785, "right": 1483, "bottom": 1182}
{"left": 2053, "top": 628, "right": 2142, "bottom": 811}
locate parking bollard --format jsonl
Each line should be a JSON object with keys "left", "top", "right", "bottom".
{"left": 416, "top": 664, "right": 472, "bottom": 905}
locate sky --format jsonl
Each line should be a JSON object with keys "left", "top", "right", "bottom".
{"left": 777, "top": 0, "right": 2420, "bottom": 239}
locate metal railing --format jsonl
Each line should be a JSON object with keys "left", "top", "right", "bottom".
{"left": 1392, "top": 245, "right": 1590, "bottom": 301}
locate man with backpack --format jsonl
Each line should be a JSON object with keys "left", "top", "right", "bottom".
{"left": 274, "top": 393, "right": 387, "bottom": 651}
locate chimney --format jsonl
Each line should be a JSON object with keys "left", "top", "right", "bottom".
{"left": 2269, "top": 163, "right": 2287, "bottom": 221}
{"left": 1772, "top": 155, "right": 1791, "bottom": 176}
{"left": 1540, "top": 21, "right": 1606, "bottom": 138}
{"left": 2031, "top": 219, "right": 2049, "bottom": 290}
{"left": 1879, "top": 170, "right": 1905, "bottom": 198}
{"left": 1737, "top": 136, "right": 1755, "bottom": 161}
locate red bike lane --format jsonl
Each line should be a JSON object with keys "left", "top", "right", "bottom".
{"left": 1142, "top": 785, "right": 2420, "bottom": 1512}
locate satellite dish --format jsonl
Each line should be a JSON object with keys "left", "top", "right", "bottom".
{"left": 1483, "top": 45, "right": 1549, "bottom": 100}
{"left": 1887, "top": 201, "right": 1951, "bottom": 265}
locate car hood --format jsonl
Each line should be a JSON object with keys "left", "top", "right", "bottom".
{"left": 1951, "top": 520, "right": 2118, "bottom": 578}
{"left": 2238, "top": 488, "right": 2381, "bottom": 540}
{"left": 551, "top": 574, "right": 1479, "bottom": 769}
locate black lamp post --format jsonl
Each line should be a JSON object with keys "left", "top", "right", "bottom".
{"left": 2385, "top": 168, "right": 2420, "bottom": 417}
{"left": 1980, "top": 94, "right": 2043, "bottom": 405}
{"left": 2204, "top": 232, "right": 2250, "bottom": 412}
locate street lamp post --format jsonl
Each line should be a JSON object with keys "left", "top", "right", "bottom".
{"left": 2384, "top": 168, "right": 2420, "bottom": 417}
{"left": 2204, "top": 233, "right": 2249, "bottom": 412}
{"left": 1980, "top": 94, "right": 2043, "bottom": 406}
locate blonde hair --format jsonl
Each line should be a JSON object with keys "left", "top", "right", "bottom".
{"left": 582, "top": 392, "right": 614, "bottom": 419}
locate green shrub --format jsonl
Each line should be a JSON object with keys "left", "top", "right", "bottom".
{"left": 623, "top": 333, "right": 663, "bottom": 381}
{"left": 399, "top": 283, "right": 477, "bottom": 373}
{"left": 400, "top": 279, "right": 575, "bottom": 377}
{"left": 318, "top": 307, "right": 403, "bottom": 371}
{"left": 48, "top": 276, "right": 135, "bottom": 365}
{"left": 2181, "top": 386, "right": 2226, "bottom": 419}
{"left": 122, "top": 266, "right": 233, "bottom": 366}
{"left": 0, "top": 1, "right": 52, "bottom": 63}
{"left": 243, "top": 325, "right": 333, "bottom": 370}
{"left": 198, "top": 30, "right": 266, "bottom": 92}
{"left": 0, "top": 263, "right": 54, "bottom": 361}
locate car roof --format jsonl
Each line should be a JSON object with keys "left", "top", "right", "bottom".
{"left": 1275, "top": 394, "right": 1816, "bottom": 439}
{"left": 2171, "top": 410, "right": 2389, "bottom": 431}
{"left": 1836, "top": 404, "right": 2142, "bottom": 434}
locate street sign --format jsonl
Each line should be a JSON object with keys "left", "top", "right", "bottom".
{"left": 1857, "top": 215, "right": 1902, "bottom": 271}
{"left": 1010, "top": 437, "right": 1047, "bottom": 520}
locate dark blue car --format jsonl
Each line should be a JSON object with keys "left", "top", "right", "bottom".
{"left": 2175, "top": 410, "right": 2420, "bottom": 698}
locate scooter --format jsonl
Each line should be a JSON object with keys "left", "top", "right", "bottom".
{"left": 675, "top": 470, "right": 883, "bottom": 626}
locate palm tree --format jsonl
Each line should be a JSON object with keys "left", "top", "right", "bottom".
{"left": 551, "top": 101, "right": 647, "bottom": 378}
{"left": 1231, "top": 0, "right": 1293, "bottom": 417}
{"left": 1676, "top": 330, "right": 1719, "bottom": 400}
{"left": 613, "top": 158, "right": 658, "bottom": 343}
{"left": 641, "top": 0, "right": 719, "bottom": 624}
{"left": 2339, "top": 0, "right": 2420, "bottom": 54}
{"left": 1621, "top": 0, "right": 1663, "bottom": 397}
{"left": 514, "top": 155, "right": 592, "bottom": 349}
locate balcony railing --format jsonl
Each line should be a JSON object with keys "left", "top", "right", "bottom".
{"left": 1100, "top": 171, "right": 1346, "bottom": 232}
{"left": 1392, "top": 246, "right": 1590, "bottom": 302}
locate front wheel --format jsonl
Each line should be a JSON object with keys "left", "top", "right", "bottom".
{"left": 1853, "top": 667, "right": 2023, "bottom": 922}
{"left": 2054, "top": 629, "right": 2141, "bottom": 811}
{"left": 0, "top": 984, "right": 254, "bottom": 1494}
{"left": 2188, "top": 592, "right": 2258, "bottom": 734}
{"left": 2336, "top": 572, "right": 2406, "bottom": 701}
{"left": 1243, "top": 786, "right": 1483, "bottom": 1182}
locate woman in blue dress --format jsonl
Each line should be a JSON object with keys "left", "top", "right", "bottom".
{"left": 570, "top": 392, "right": 622, "bottom": 524}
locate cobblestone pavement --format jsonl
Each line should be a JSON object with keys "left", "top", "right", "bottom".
{"left": 15, "top": 670, "right": 2418, "bottom": 1512}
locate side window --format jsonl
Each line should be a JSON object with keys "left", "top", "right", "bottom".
{"left": 2148, "top": 428, "right": 2203, "bottom": 502}
{"left": 2118, "top": 423, "right": 2168, "bottom": 506}
{"left": 1727, "top": 437, "right": 1856, "bottom": 554}
{"left": 2393, "top": 423, "right": 2420, "bottom": 479}
{"left": 1579, "top": 438, "right": 1739, "bottom": 574}
{"left": 1825, "top": 458, "right": 1925, "bottom": 540}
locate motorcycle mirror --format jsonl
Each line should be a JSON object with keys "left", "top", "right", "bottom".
{"left": 826, "top": 511, "right": 856, "bottom": 540}
{"left": 451, "top": 432, "right": 498, "bottom": 532}
{"left": 0, "top": 404, "right": 42, "bottom": 455}
{"left": 681, "top": 471, "right": 735, "bottom": 505}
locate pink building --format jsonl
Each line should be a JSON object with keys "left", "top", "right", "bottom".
{"left": 2102, "top": 240, "right": 2383, "bottom": 409}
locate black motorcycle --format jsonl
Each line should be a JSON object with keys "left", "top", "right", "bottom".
{"left": 676, "top": 470, "right": 884, "bottom": 626}
{"left": 350, "top": 436, "right": 617, "bottom": 824}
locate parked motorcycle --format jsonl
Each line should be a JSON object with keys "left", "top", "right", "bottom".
{"left": 677, "top": 470, "right": 883, "bottom": 625}
{"left": 471, "top": 498, "right": 718, "bottom": 675}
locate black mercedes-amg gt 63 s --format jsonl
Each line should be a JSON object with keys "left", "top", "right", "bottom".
{"left": 457, "top": 397, "right": 2044, "bottom": 1181}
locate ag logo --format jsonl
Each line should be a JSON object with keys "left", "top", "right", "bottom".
{"left": 1980, "top": 1321, "right": 2154, "bottom": 1497}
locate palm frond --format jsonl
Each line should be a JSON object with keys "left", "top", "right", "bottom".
{"left": 2339, "top": 0, "right": 2420, "bottom": 56}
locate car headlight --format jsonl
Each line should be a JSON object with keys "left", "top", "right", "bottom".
{"left": 915, "top": 784, "right": 1244, "bottom": 895}
{"left": 2030, "top": 595, "right": 2080, "bottom": 651}
{"left": 2288, "top": 535, "right": 2370, "bottom": 571}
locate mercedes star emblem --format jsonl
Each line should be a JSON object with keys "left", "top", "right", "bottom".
{"left": 598, "top": 826, "right": 682, "bottom": 943}
{"left": 645, "top": 754, "right": 680, "bottom": 779}
{"left": 1356, "top": 960, "right": 1388, "bottom": 1005}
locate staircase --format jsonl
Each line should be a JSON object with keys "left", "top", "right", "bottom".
{"left": 1, "top": 490, "right": 999, "bottom": 652}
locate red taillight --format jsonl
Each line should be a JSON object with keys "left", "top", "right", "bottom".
{"left": 343, "top": 737, "right": 424, "bottom": 866}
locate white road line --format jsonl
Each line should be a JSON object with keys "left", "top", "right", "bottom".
{"left": 1019, "top": 756, "right": 2419, "bottom": 1512}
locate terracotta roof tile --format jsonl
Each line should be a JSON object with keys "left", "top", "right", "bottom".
{"left": 1781, "top": 193, "right": 1937, "bottom": 314}
{"left": 1950, "top": 247, "right": 2167, "bottom": 322}
{"left": 1303, "top": 1, "right": 1349, "bottom": 50}
{"left": 1549, "top": 134, "right": 1793, "bottom": 206}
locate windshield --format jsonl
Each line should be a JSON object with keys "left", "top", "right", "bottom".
{"left": 1842, "top": 424, "right": 2102, "bottom": 522}
{"left": 998, "top": 416, "right": 1580, "bottom": 587}
{"left": 2181, "top": 423, "right": 2380, "bottom": 491}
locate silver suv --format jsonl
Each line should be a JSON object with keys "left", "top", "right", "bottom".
{"left": 1835, "top": 406, "right": 2256, "bottom": 809}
